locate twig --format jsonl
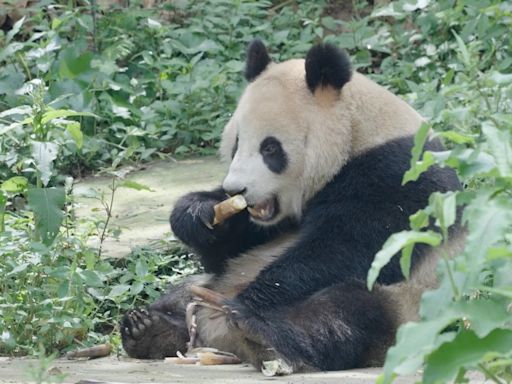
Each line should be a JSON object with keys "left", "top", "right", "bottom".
{"left": 98, "top": 177, "right": 116, "bottom": 257}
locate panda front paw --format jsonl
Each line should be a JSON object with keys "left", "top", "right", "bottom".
{"left": 185, "top": 199, "right": 218, "bottom": 230}
{"left": 170, "top": 191, "right": 232, "bottom": 245}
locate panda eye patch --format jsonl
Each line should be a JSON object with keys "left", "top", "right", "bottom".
{"left": 259, "top": 136, "right": 287, "bottom": 174}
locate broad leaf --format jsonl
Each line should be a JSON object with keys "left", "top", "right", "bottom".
{"left": 482, "top": 122, "right": 512, "bottom": 178}
{"left": 108, "top": 284, "right": 131, "bottom": 298}
{"left": 6, "top": 16, "right": 25, "bottom": 44}
{"left": 367, "top": 230, "right": 442, "bottom": 290}
{"left": 430, "top": 192, "right": 457, "bottom": 233}
{"left": 41, "top": 109, "right": 97, "bottom": 124}
{"left": 32, "top": 142, "right": 58, "bottom": 187}
{"left": 381, "top": 316, "right": 458, "bottom": 383}
{"left": 424, "top": 329, "right": 512, "bottom": 384}
{"left": 462, "top": 194, "right": 512, "bottom": 283}
{"left": 27, "top": 187, "right": 65, "bottom": 245}
{"left": 78, "top": 270, "right": 104, "bottom": 287}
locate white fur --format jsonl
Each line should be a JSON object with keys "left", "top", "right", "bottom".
{"left": 220, "top": 59, "right": 423, "bottom": 222}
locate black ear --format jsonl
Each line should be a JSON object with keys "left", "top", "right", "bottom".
{"left": 245, "top": 39, "right": 271, "bottom": 82}
{"left": 305, "top": 43, "right": 352, "bottom": 93}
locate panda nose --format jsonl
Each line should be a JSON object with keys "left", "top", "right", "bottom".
{"left": 225, "top": 187, "right": 247, "bottom": 197}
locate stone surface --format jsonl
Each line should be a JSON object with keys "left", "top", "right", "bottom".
{"left": 73, "top": 158, "right": 227, "bottom": 258}
{"left": 0, "top": 356, "right": 421, "bottom": 384}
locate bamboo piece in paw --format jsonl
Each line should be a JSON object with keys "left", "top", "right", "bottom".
{"left": 190, "top": 285, "right": 227, "bottom": 308}
{"left": 212, "top": 195, "right": 247, "bottom": 226}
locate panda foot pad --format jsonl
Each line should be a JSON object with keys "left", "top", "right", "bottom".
{"left": 121, "top": 308, "right": 163, "bottom": 344}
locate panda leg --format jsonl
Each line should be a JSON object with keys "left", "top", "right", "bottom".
{"left": 228, "top": 281, "right": 397, "bottom": 372}
{"left": 120, "top": 306, "right": 188, "bottom": 359}
{"left": 120, "top": 283, "right": 193, "bottom": 359}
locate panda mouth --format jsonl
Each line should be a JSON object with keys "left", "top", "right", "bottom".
{"left": 247, "top": 197, "right": 279, "bottom": 222}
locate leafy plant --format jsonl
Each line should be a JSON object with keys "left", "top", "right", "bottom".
{"left": 367, "top": 1, "right": 512, "bottom": 382}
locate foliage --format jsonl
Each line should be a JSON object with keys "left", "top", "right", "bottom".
{"left": 365, "top": 1, "right": 512, "bottom": 383}
{"left": 0, "top": 210, "right": 196, "bottom": 355}
{"left": 0, "top": 0, "right": 329, "bottom": 180}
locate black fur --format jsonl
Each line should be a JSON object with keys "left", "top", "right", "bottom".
{"left": 236, "top": 137, "right": 460, "bottom": 312}
{"left": 122, "top": 135, "right": 462, "bottom": 370}
{"left": 169, "top": 188, "right": 297, "bottom": 274}
{"left": 260, "top": 136, "right": 288, "bottom": 174}
{"left": 305, "top": 43, "right": 352, "bottom": 93}
{"left": 244, "top": 39, "right": 271, "bottom": 82}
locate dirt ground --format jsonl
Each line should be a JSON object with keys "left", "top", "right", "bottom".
{"left": 0, "top": 356, "right": 425, "bottom": 384}
{"left": 73, "top": 157, "right": 226, "bottom": 257}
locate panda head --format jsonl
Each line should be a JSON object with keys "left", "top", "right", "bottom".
{"left": 220, "top": 40, "right": 353, "bottom": 226}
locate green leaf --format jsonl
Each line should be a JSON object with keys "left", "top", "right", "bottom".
{"left": 463, "top": 194, "right": 512, "bottom": 269}
{"left": 435, "top": 131, "right": 475, "bottom": 145}
{"left": 147, "top": 18, "right": 162, "bottom": 29}
{"left": 119, "top": 180, "right": 154, "bottom": 192}
{"left": 488, "top": 71, "right": 512, "bottom": 85}
{"left": 41, "top": 109, "right": 97, "bottom": 124}
{"left": 31, "top": 142, "right": 59, "bottom": 187}
{"left": 108, "top": 284, "right": 131, "bottom": 298}
{"left": 66, "top": 121, "right": 84, "bottom": 149}
{"left": 399, "top": 244, "right": 414, "bottom": 280}
{"left": 27, "top": 187, "right": 65, "bottom": 245}
{"left": 403, "top": 151, "right": 435, "bottom": 184}
{"left": 367, "top": 230, "right": 442, "bottom": 290}
{"left": 452, "top": 299, "right": 511, "bottom": 338}
{"left": 409, "top": 209, "right": 430, "bottom": 230}
{"left": 452, "top": 30, "right": 470, "bottom": 67}
{"left": 1, "top": 176, "right": 28, "bottom": 194}
{"left": 424, "top": 329, "right": 512, "bottom": 384}
{"left": 135, "top": 259, "right": 149, "bottom": 277}
{"left": 430, "top": 192, "right": 457, "bottom": 233}
{"left": 6, "top": 16, "right": 25, "bottom": 44}
{"left": 382, "top": 317, "right": 458, "bottom": 383}
{"left": 482, "top": 122, "right": 512, "bottom": 178}
{"left": 403, "top": 122, "right": 434, "bottom": 184}
{"left": 59, "top": 51, "right": 93, "bottom": 79}
{"left": 78, "top": 270, "right": 104, "bottom": 287}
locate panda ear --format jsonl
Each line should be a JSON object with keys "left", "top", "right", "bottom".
{"left": 245, "top": 39, "right": 271, "bottom": 82}
{"left": 305, "top": 43, "right": 352, "bottom": 93}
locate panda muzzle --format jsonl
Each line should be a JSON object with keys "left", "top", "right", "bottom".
{"left": 247, "top": 197, "right": 278, "bottom": 221}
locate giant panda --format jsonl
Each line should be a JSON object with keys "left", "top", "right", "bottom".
{"left": 120, "top": 40, "right": 463, "bottom": 372}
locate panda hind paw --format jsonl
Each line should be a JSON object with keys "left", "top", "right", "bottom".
{"left": 121, "top": 308, "right": 161, "bottom": 342}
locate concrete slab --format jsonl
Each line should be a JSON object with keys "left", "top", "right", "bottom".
{"left": 0, "top": 356, "right": 422, "bottom": 384}
{"left": 73, "top": 158, "right": 227, "bottom": 258}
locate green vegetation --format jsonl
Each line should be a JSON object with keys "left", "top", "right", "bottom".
{"left": 0, "top": 0, "right": 511, "bottom": 383}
